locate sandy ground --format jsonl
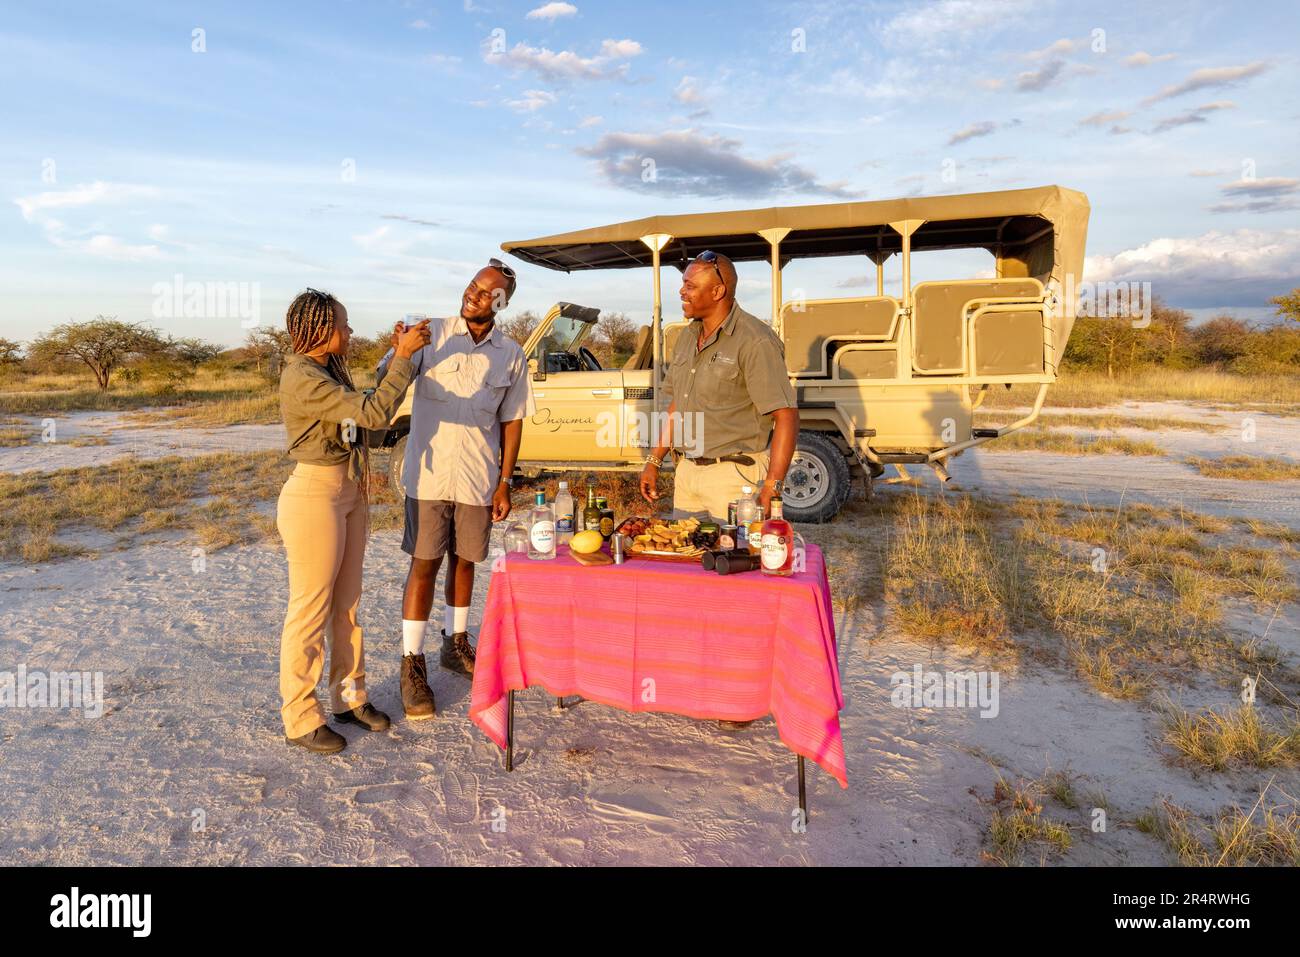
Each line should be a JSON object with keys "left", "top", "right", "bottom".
{"left": 1, "top": 400, "right": 1297, "bottom": 865}
{"left": 0, "top": 410, "right": 282, "bottom": 474}
{"left": 954, "top": 402, "right": 1299, "bottom": 525}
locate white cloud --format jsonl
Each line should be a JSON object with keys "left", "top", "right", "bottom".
{"left": 576, "top": 129, "right": 856, "bottom": 198}
{"left": 1016, "top": 58, "right": 1065, "bottom": 92}
{"left": 578, "top": 114, "right": 603, "bottom": 127}
{"left": 526, "top": 2, "right": 578, "bottom": 20}
{"left": 353, "top": 225, "right": 392, "bottom": 249}
{"left": 484, "top": 36, "right": 642, "bottom": 81}
{"left": 1079, "top": 109, "right": 1132, "bottom": 128}
{"left": 1125, "top": 51, "right": 1175, "bottom": 67}
{"left": 1210, "top": 177, "right": 1300, "bottom": 214}
{"left": 880, "top": 0, "right": 1034, "bottom": 50}
{"left": 1151, "top": 100, "right": 1234, "bottom": 133}
{"left": 1085, "top": 228, "right": 1300, "bottom": 307}
{"left": 1026, "top": 38, "right": 1078, "bottom": 60}
{"left": 78, "top": 235, "right": 163, "bottom": 261}
{"left": 14, "top": 181, "right": 164, "bottom": 261}
{"left": 409, "top": 19, "right": 431, "bottom": 30}
{"left": 673, "top": 76, "right": 703, "bottom": 104}
{"left": 14, "top": 181, "right": 157, "bottom": 222}
{"left": 1142, "top": 62, "right": 1269, "bottom": 104}
{"left": 948, "top": 121, "right": 997, "bottom": 145}
{"left": 505, "top": 88, "right": 557, "bottom": 112}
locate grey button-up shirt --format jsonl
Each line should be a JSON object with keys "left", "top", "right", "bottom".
{"left": 380, "top": 316, "right": 534, "bottom": 505}
{"left": 661, "top": 302, "right": 797, "bottom": 457}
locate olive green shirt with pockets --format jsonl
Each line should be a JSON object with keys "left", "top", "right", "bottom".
{"left": 661, "top": 302, "right": 797, "bottom": 458}
{"left": 279, "top": 352, "right": 415, "bottom": 485}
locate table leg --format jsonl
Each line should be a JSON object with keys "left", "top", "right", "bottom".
{"left": 797, "top": 755, "right": 808, "bottom": 825}
{"left": 557, "top": 695, "right": 565, "bottom": 709}
{"left": 506, "top": 690, "right": 515, "bottom": 772}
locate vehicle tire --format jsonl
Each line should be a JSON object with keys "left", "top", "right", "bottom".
{"left": 388, "top": 434, "right": 407, "bottom": 495}
{"left": 781, "top": 430, "right": 851, "bottom": 524}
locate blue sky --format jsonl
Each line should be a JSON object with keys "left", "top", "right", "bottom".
{"left": 2, "top": 0, "right": 1298, "bottom": 346}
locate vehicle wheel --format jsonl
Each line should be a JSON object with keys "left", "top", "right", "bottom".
{"left": 388, "top": 434, "right": 407, "bottom": 494}
{"left": 781, "top": 431, "right": 851, "bottom": 524}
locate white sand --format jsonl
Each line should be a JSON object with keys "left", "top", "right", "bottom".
{"left": 1, "top": 401, "right": 1297, "bottom": 865}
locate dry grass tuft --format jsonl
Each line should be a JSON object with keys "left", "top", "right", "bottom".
{"left": 1187, "top": 455, "right": 1300, "bottom": 481}
{"left": 984, "top": 428, "right": 1166, "bottom": 456}
{"left": 1161, "top": 701, "right": 1300, "bottom": 771}
{"left": 1139, "top": 795, "right": 1300, "bottom": 866}
{"left": 982, "top": 772, "right": 1075, "bottom": 866}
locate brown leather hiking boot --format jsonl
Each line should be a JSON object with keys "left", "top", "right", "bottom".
{"left": 286, "top": 724, "right": 346, "bottom": 754}
{"left": 400, "top": 653, "right": 436, "bottom": 720}
{"left": 440, "top": 629, "right": 476, "bottom": 678}
{"left": 333, "top": 702, "right": 391, "bottom": 732}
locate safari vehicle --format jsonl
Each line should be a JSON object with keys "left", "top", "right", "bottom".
{"left": 380, "top": 185, "right": 1089, "bottom": 522}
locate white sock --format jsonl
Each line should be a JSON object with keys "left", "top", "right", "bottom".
{"left": 451, "top": 605, "right": 470, "bottom": 634}
{"left": 402, "top": 619, "right": 428, "bottom": 656}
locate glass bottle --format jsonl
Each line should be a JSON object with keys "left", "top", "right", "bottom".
{"left": 596, "top": 496, "right": 614, "bottom": 539}
{"left": 583, "top": 486, "right": 601, "bottom": 533}
{"left": 735, "top": 485, "right": 759, "bottom": 550}
{"left": 554, "top": 480, "right": 575, "bottom": 545}
{"left": 528, "top": 491, "right": 556, "bottom": 560}
{"left": 760, "top": 497, "right": 793, "bottom": 577}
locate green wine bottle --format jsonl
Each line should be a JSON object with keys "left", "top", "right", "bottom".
{"left": 583, "top": 486, "right": 601, "bottom": 533}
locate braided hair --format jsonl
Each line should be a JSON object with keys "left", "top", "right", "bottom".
{"left": 286, "top": 288, "right": 355, "bottom": 389}
{"left": 285, "top": 288, "right": 371, "bottom": 498}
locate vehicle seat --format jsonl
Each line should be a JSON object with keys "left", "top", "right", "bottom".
{"left": 622, "top": 324, "right": 652, "bottom": 370}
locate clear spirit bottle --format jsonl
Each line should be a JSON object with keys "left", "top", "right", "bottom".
{"left": 528, "top": 491, "right": 556, "bottom": 560}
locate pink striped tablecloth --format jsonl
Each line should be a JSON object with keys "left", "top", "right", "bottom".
{"left": 469, "top": 543, "right": 846, "bottom": 788}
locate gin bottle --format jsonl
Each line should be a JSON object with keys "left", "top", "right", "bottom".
{"left": 528, "top": 491, "right": 556, "bottom": 560}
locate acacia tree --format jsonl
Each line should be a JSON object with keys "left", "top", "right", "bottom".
{"left": 243, "top": 326, "right": 292, "bottom": 377}
{"left": 592, "top": 312, "right": 639, "bottom": 367}
{"left": 1271, "top": 288, "right": 1300, "bottom": 324}
{"left": 0, "top": 338, "right": 22, "bottom": 366}
{"left": 28, "top": 317, "right": 165, "bottom": 390}
{"left": 498, "top": 310, "right": 541, "bottom": 347}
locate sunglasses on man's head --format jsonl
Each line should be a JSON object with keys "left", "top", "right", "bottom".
{"left": 693, "top": 250, "right": 726, "bottom": 291}
{"left": 487, "top": 257, "right": 516, "bottom": 279}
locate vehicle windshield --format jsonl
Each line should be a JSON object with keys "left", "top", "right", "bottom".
{"left": 537, "top": 313, "right": 595, "bottom": 355}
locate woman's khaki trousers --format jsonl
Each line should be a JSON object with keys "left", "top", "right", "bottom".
{"left": 276, "top": 462, "right": 371, "bottom": 738}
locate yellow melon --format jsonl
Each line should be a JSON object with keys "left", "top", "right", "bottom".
{"left": 570, "top": 530, "right": 603, "bottom": 554}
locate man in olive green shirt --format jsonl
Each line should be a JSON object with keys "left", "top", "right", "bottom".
{"left": 640, "top": 250, "right": 799, "bottom": 522}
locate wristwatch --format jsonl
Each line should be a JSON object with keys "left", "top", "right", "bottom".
{"left": 499, "top": 475, "right": 513, "bottom": 489}
{"left": 764, "top": 477, "right": 784, "bottom": 495}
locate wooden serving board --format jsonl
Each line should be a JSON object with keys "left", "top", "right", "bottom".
{"left": 571, "top": 549, "right": 614, "bottom": 566}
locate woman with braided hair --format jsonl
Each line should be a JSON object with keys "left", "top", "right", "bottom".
{"left": 276, "top": 288, "right": 431, "bottom": 754}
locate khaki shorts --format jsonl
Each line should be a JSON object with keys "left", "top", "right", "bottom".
{"left": 402, "top": 498, "right": 491, "bottom": 563}
{"left": 671, "top": 449, "right": 770, "bottom": 524}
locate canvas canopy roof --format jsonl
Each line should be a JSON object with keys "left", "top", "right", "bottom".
{"left": 502, "top": 184, "right": 1089, "bottom": 295}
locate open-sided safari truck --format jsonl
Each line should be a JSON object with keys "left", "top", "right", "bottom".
{"left": 381, "top": 185, "right": 1089, "bottom": 522}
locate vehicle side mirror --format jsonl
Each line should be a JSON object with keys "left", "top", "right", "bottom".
{"left": 531, "top": 349, "right": 547, "bottom": 382}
